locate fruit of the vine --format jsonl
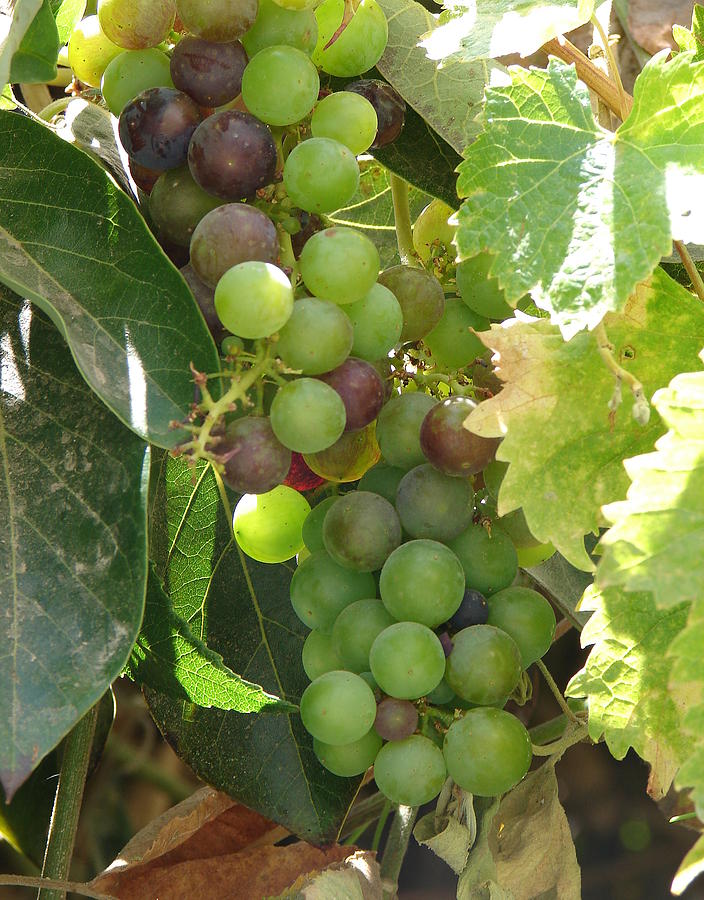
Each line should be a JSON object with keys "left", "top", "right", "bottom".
{"left": 345, "top": 78, "right": 405, "bottom": 148}
{"left": 448, "top": 588, "right": 489, "bottom": 630}
{"left": 242, "top": 0, "right": 318, "bottom": 57}
{"left": 283, "top": 138, "right": 360, "bottom": 214}
{"left": 412, "top": 199, "right": 456, "bottom": 263}
{"left": 241, "top": 45, "right": 319, "bottom": 126}
{"left": 424, "top": 299, "right": 489, "bottom": 371}
{"left": 301, "top": 496, "right": 339, "bottom": 552}
{"left": 221, "top": 416, "right": 292, "bottom": 493}
{"left": 318, "top": 357, "right": 385, "bottom": 431}
{"left": 374, "top": 734, "right": 447, "bottom": 805}
{"left": 101, "top": 48, "right": 173, "bottom": 115}
{"left": 299, "top": 228, "right": 380, "bottom": 304}
{"left": 149, "top": 165, "right": 223, "bottom": 247}
{"left": 445, "top": 624, "right": 522, "bottom": 704}
{"left": 313, "top": 0, "right": 388, "bottom": 76}
{"left": 176, "top": 0, "right": 258, "bottom": 41}
{"left": 375, "top": 391, "right": 436, "bottom": 470}
{"left": 270, "top": 378, "right": 347, "bottom": 454}
{"left": 303, "top": 424, "right": 380, "bottom": 483}
{"left": 68, "top": 16, "right": 123, "bottom": 87}
{"left": 311, "top": 91, "right": 377, "bottom": 155}
{"left": 395, "top": 464, "right": 474, "bottom": 542}
{"left": 374, "top": 697, "right": 418, "bottom": 741}
{"left": 314, "top": 729, "right": 382, "bottom": 776}
{"left": 233, "top": 485, "right": 310, "bottom": 563}
{"left": 119, "top": 87, "right": 202, "bottom": 170}
{"left": 300, "top": 670, "right": 377, "bottom": 745}
{"left": 302, "top": 628, "right": 343, "bottom": 680}
{"left": 170, "top": 35, "right": 248, "bottom": 107}
{"left": 456, "top": 252, "right": 514, "bottom": 320}
{"left": 97, "top": 0, "right": 175, "bottom": 50}
{"left": 420, "top": 396, "right": 500, "bottom": 476}
{"left": 369, "top": 622, "right": 446, "bottom": 699}
{"left": 447, "top": 523, "right": 518, "bottom": 597}
{"left": 332, "top": 598, "right": 395, "bottom": 672}
{"left": 377, "top": 265, "right": 445, "bottom": 342}
{"left": 214, "top": 261, "right": 293, "bottom": 339}
{"left": 290, "top": 550, "right": 376, "bottom": 629}
{"left": 486, "top": 586, "right": 556, "bottom": 668}
{"left": 322, "top": 490, "right": 401, "bottom": 572}
{"left": 344, "top": 282, "right": 403, "bottom": 361}
{"left": 276, "top": 298, "right": 354, "bottom": 375}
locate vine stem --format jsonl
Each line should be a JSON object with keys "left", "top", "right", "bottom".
{"left": 536, "top": 659, "right": 580, "bottom": 725}
{"left": 531, "top": 721, "right": 589, "bottom": 758}
{"left": 371, "top": 799, "right": 392, "bottom": 852}
{"left": 389, "top": 174, "right": 418, "bottom": 267}
{"left": 674, "top": 240, "right": 704, "bottom": 302}
{"left": 380, "top": 805, "right": 419, "bottom": 899}
{"left": 0, "top": 876, "right": 115, "bottom": 900}
{"left": 39, "top": 705, "right": 99, "bottom": 900}
{"left": 590, "top": 13, "right": 629, "bottom": 121}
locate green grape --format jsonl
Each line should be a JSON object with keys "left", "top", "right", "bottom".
{"left": 443, "top": 708, "right": 532, "bottom": 796}
{"left": 302, "top": 496, "right": 339, "bottom": 552}
{"left": 302, "top": 628, "right": 343, "bottom": 680}
{"left": 313, "top": 0, "right": 388, "bottom": 77}
{"left": 314, "top": 728, "right": 382, "bottom": 776}
{"left": 445, "top": 624, "right": 521, "bottom": 705}
{"left": 272, "top": 0, "right": 318, "bottom": 9}
{"left": 149, "top": 165, "right": 223, "bottom": 247}
{"left": 233, "top": 485, "right": 310, "bottom": 563}
{"left": 300, "top": 670, "right": 377, "bottom": 744}
{"left": 332, "top": 598, "right": 395, "bottom": 672}
{"left": 221, "top": 335, "right": 244, "bottom": 356}
{"left": 359, "top": 670, "right": 378, "bottom": 691}
{"left": 426, "top": 678, "right": 456, "bottom": 706}
{"left": 101, "top": 48, "right": 173, "bottom": 115}
{"left": 290, "top": 550, "right": 376, "bottom": 629}
{"left": 297, "top": 546, "right": 311, "bottom": 563}
{"left": 304, "top": 424, "right": 380, "bottom": 483}
{"left": 456, "top": 252, "right": 514, "bottom": 320}
{"left": 242, "top": 0, "right": 318, "bottom": 56}
{"left": 283, "top": 139, "right": 360, "bottom": 215}
{"left": 379, "top": 539, "right": 464, "bottom": 627}
{"left": 374, "top": 735, "right": 447, "bottom": 806}
{"left": 299, "top": 228, "right": 380, "bottom": 305}
{"left": 241, "top": 46, "right": 319, "bottom": 126}
{"left": 176, "top": 0, "right": 257, "bottom": 41}
{"left": 270, "top": 378, "right": 347, "bottom": 453}
{"left": 424, "top": 300, "right": 489, "bottom": 371}
{"left": 215, "top": 262, "right": 293, "bottom": 339}
{"left": 377, "top": 265, "right": 444, "bottom": 342}
{"left": 486, "top": 586, "right": 556, "bottom": 668}
{"left": 395, "top": 464, "right": 474, "bottom": 542}
{"left": 412, "top": 199, "right": 456, "bottom": 263}
{"left": 276, "top": 297, "right": 353, "bottom": 375}
{"left": 311, "top": 91, "right": 377, "bottom": 154}
{"left": 369, "top": 622, "right": 445, "bottom": 699}
{"left": 448, "top": 523, "right": 518, "bottom": 597}
{"left": 358, "top": 463, "right": 405, "bottom": 504}
{"left": 97, "top": 0, "right": 175, "bottom": 50}
{"left": 483, "top": 459, "right": 508, "bottom": 502}
{"left": 516, "top": 542, "right": 556, "bottom": 567}
{"left": 68, "top": 16, "right": 123, "bottom": 87}
{"left": 375, "top": 391, "right": 435, "bottom": 470}
{"left": 344, "top": 282, "right": 403, "bottom": 361}
{"left": 323, "top": 491, "right": 401, "bottom": 572}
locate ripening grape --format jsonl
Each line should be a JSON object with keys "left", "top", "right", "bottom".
{"left": 332, "top": 598, "right": 395, "bottom": 672}
{"left": 423, "top": 300, "right": 489, "bottom": 371}
{"left": 149, "top": 165, "right": 223, "bottom": 247}
{"left": 412, "top": 199, "right": 456, "bottom": 263}
{"left": 283, "top": 139, "right": 360, "bottom": 214}
{"left": 275, "top": 298, "right": 354, "bottom": 375}
{"left": 302, "top": 628, "right": 343, "bottom": 680}
{"left": 345, "top": 79, "right": 405, "bottom": 148}
{"left": 369, "top": 622, "right": 446, "bottom": 699}
{"left": 242, "top": 0, "right": 318, "bottom": 57}
{"left": 420, "top": 397, "right": 500, "bottom": 477}
{"left": 303, "top": 424, "right": 380, "bottom": 483}
{"left": 214, "top": 261, "right": 293, "bottom": 339}
{"left": 221, "top": 335, "right": 244, "bottom": 356}
{"left": 344, "top": 282, "right": 403, "bottom": 361}
{"left": 119, "top": 87, "right": 202, "bottom": 170}
{"left": 170, "top": 36, "right": 248, "bottom": 107}
{"left": 448, "top": 588, "right": 489, "bottom": 630}
{"left": 221, "top": 416, "right": 292, "bottom": 493}
{"left": 322, "top": 490, "right": 401, "bottom": 572}
{"left": 311, "top": 91, "right": 378, "bottom": 155}
{"left": 233, "top": 485, "right": 310, "bottom": 563}
{"left": 318, "top": 358, "right": 385, "bottom": 432}
{"left": 290, "top": 550, "right": 376, "bottom": 629}
{"left": 176, "top": 0, "right": 258, "bottom": 41}
{"left": 456, "top": 252, "right": 514, "bottom": 320}
{"left": 395, "top": 464, "right": 474, "bottom": 542}
{"left": 101, "top": 48, "right": 173, "bottom": 115}
{"left": 242, "top": 46, "right": 319, "bottom": 126}
{"left": 375, "top": 391, "right": 436, "bottom": 470}
{"left": 313, "top": 0, "right": 388, "bottom": 76}
{"left": 300, "top": 670, "right": 377, "bottom": 745}
{"left": 68, "top": 16, "right": 125, "bottom": 88}
{"left": 374, "top": 735, "right": 447, "bottom": 806}
{"left": 357, "top": 463, "right": 405, "bottom": 505}
{"left": 447, "top": 523, "right": 518, "bottom": 597}
{"left": 486, "top": 586, "right": 556, "bottom": 668}
{"left": 270, "top": 378, "right": 347, "bottom": 454}
{"left": 379, "top": 539, "right": 464, "bottom": 627}
{"left": 314, "top": 728, "right": 382, "bottom": 776}
{"left": 301, "top": 496, "right": 339, "bottom": 553}
{"left": 426, "top": 679, "right": 456, "bottom": 706}
{"left": 97, "top": 0, "right": 175, "bottom": 50}
{"left": 443, "top": 708, "right": 532, "bottom": 796}
{"left": 129, "top": 158, "right": 160, "bottom": 194}
{"left": 299, "top": 228, "right": 380, "bottom": 305}
{"left": 374, "top": 697, "right": 418, "bottom": 741}
{"left": 377, "top": 266, "right": 444, "bottom": 342}
{"left": 445, "top": 624, "right": 522, "bottom": 705}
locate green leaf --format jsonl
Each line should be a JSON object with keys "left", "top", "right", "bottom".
{"left": 596, "top": 355, "right": 704, "bottom": 606}
{"left": 672, "top": 833, "right": 704, "bottom": 895}
{"left": 145, "top": 452, "right": 360, "bottom": 843}
{"left": 329, "top": 158, "right": 432, "bottom": 268}
{"left": 464, "top": 269, "right": 704, "bottom": 570}
{"left": 9, "top": 0, "right": 60, "bottom": 83}
{"left": 0, "top": 0, "right": 44, "bottom": 86}
{"left": 50, "top": 0, "right": 87, "bottom": 45}
{"left": 566, "top": 583, "right": 691, "bottom": 798}
{"left": 0, "top": 284, "right": 148, "bottom": 800}
{"left": 126, "top": 567, "right": 292, "bottom": 713}
{"left": 376, "top": 0, "right": 508, "bottom": 154}
{"left": 0, "top": 84, "right": 16, "bottom": 109}
{"left": 421, "top": 0, "right": 597, "bottom": 63}
{"left": 673, "top": 4, "right": 704, "bottom": 60}
{"left": 0, "top": 110, "right": 219, "bottom": 449}
{"left": 455, "top": 53, "right": 704, "bottom": 337}
{"left": 520, "top": 550, "right": 594, "bottom": 629}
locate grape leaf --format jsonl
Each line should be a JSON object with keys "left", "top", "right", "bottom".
{"left": 9, "top": 0, "right": 60, "bottom": 83}
{"left": 421, "top": 0, "right": 598, "bottom": 63}
{"left": 50, "top": 0, "right": 87, "bottom": 45}
{"left": 0, "top": 0, "right": 43, "bottom": 86}
{"left": 0, "top": 285, "right": 148, "bottom": 800}
{"left": 673, "top": 3, "right": 704, "bottom": 59}
{"left": 145, "top": 452, "right": 360, "bottom": 844}
{"left": 0, "top": 110, "right": 219, "bottom": 449}
{"left": 376, "top": 0, "right": 508, "bottom": 153}
{"left": 0, "top": 84, "right": 15, "bottom": 109}
{"left": 455, "top": 52, "right": 704, "bottom": 337}
{"left": 464, "top": 270, "right": 704, "bottom": 571}
{"left": 566, "top": 584, "right": 691, "bottom": 798}
{"left": 126, "top": 567, "right": 292, "bottom": 713}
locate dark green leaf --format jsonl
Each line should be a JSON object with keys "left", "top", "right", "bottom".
{"left": 146, "top": 452, "right": 360, "bottom": 843}
{"left": 0, "top": 0, "right": 44, "bottom": 86}
{"left": 0, "top": 284, "right": 148, "bottom": 799}
{"left": 50, "top": 0, "right": 87, "bottom": 45}
{"left": 0, "top": 110, "right": 219, "bottom": 449}
{"left": 127, "top": 566, "right": 293, "bottom": 712}
{"left": 9, "top": 0, "right": 60, "bottom": 83}
{"left": 520, "top": 546, "right": 596, "bottom": 630}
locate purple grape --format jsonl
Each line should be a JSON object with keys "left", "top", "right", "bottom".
{"left": 318, "top": 358, "right": 384, "bottom": 432}
{"left": 449, "top": 589, "right": 489, "bottom": 631}
{"left": 374, "top": 698, "right": 418, "bottom": 741}
{"left": 188, "top": 110, "right": 277, "bottom": 200}
{"left": 420, "top": 396, "right": 500, "bottom": 477}
{"left": 170, "top": 36, "right": 248, "bottom": 107}
{"left": 221, "top": 416, "right": 292, "bottom": 493}
{"left": 345, "top": 79, "right": 405, "bottom": 148}
{"left": 189, "top": 203, "right": 279, "bottom": 287}
{"left": 129, "top": 158, "right": 160, "bottom": 194}
{"left": 438, "top": 631, "right": 453, "bottom": 656}
{"left": 118, "top": 87, "right": 202, "bottom": 170}
{"left": 180, "top": 263, "right": 227, "bottom": 343}
{"left": 290, "top": 212, "right": 323, "bottom": 258}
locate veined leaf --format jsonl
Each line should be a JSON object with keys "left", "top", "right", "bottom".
{"left": 0, "top": 0, "right": 43, "bottom": 86}
{"left": 50, "top": 0, "right": 87, "bottom": 45}
{"left": 0, "top": 110, "right": 219, "bottom": 449}
{"left": 0, "top": 284, "right": 148, "bottom": 799}
{"left": 456, "top": 53, "right": 704, "bottom": 337}
{"left": 146, "top": 453, "right": 360, "bottom": 843}
{"left": 464, "top": 270, "right": 704, "bottom": 571}
{"left": 9, "top": 0, "right": 60, "bottom": 83}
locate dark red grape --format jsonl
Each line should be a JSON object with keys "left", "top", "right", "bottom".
{"left": 170, "top": 36, "right": 248, "bottom": 107}
{"left": 221, "top": 416, "right": 292, "bottom": 493}
{"left": 188, "top": 110, "right": 277, "bottom": 200}
{"left": 374, "top": 698, "right": 418, "bottom": 741}
{"left": 420, "top": 396, "right": 500, "bottom": 476}
{"left": 189, "top": 203, "right": 279, "bottom": 287}
{"left": 283, "top": 452, "right": 325, "bottom": 491}
{"left": 318, "top": 358, "right": 384, "bottom": 432}
{"left": 180, "top": 263, "right": 227, "bottom": 343}
{"left": 345, "top": 79, "right": 405, "bottom": 148}
{"left": 129, "top": 158, "right": 160, "bottom": 194}
{"left": 449, "top": 589, "right": 489, "bottom": 630}
{"left": 290, "top": 212, "right": 323, "bottom": 259}
{"left": 118, "top": 87, "right": 202, "bottom": 171}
